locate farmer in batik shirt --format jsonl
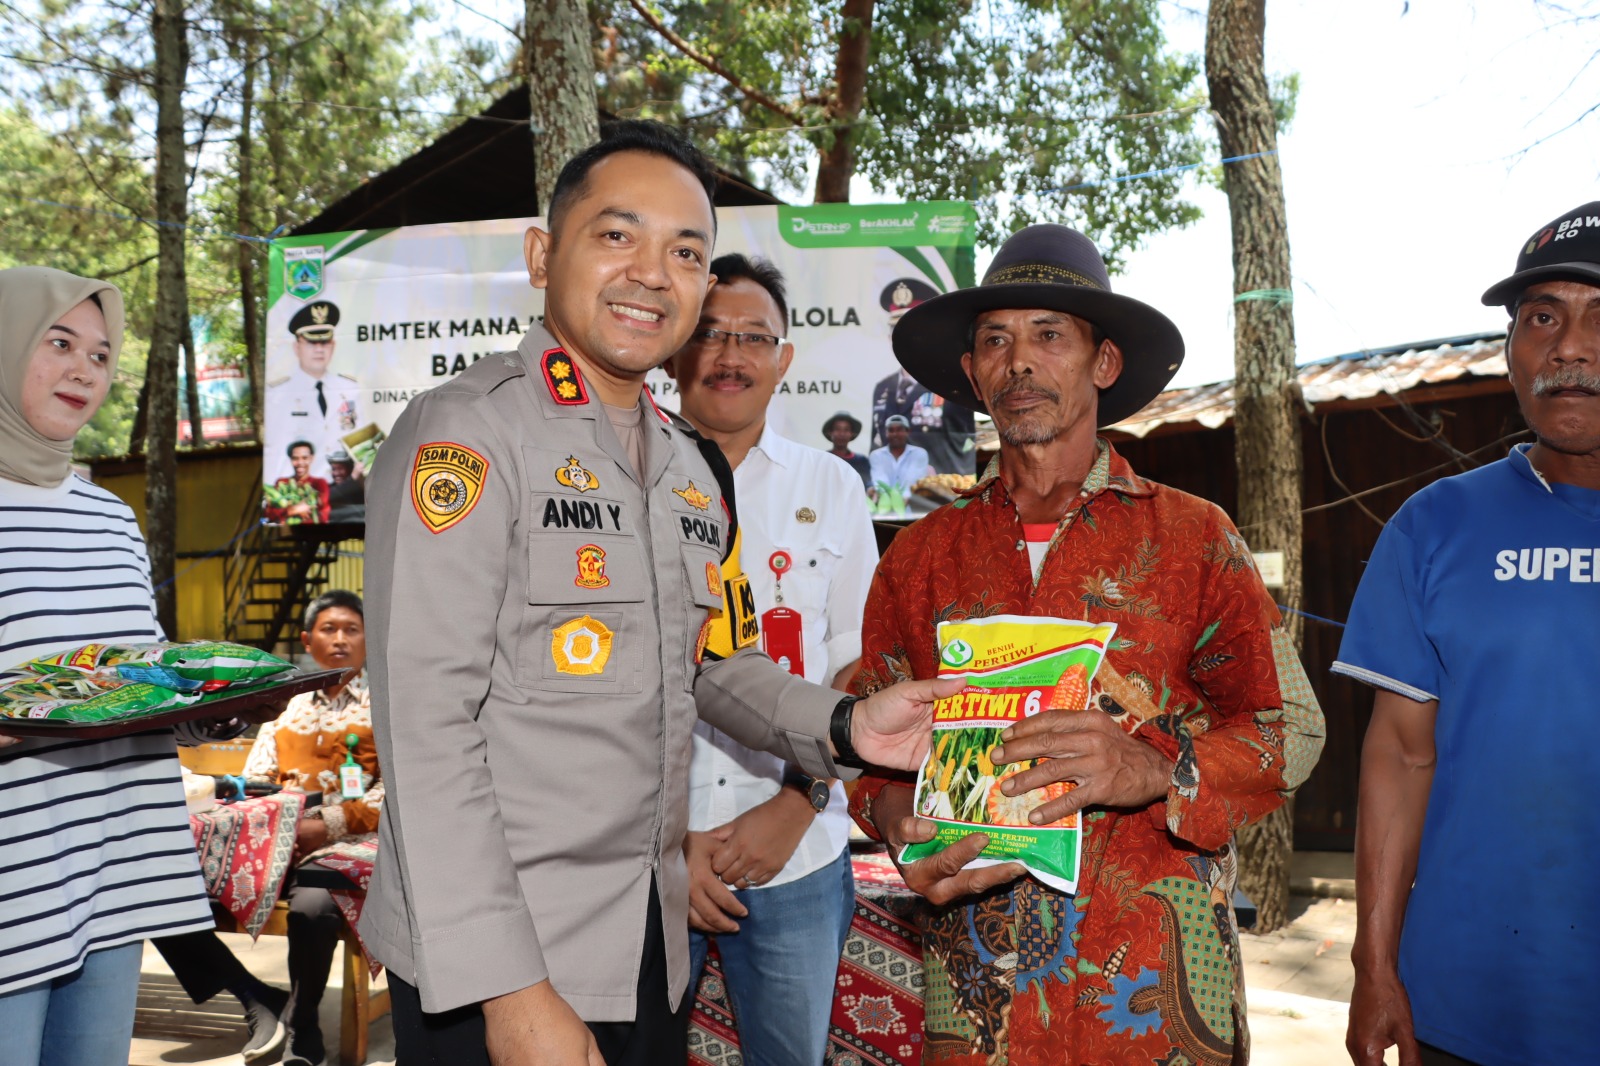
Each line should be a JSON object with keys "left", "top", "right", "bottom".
{"left": 849, "top": 224, "right": 1325, "bottom": 1066}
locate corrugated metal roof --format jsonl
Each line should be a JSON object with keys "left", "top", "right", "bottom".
{"left": 1108, "top": 332, "right": 1509, "bottom": 438}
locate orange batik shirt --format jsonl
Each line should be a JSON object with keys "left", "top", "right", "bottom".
{"left": 850, "top": 439, "right": 1324, "bottom": 1066}
{"left": 244, "top": 669, "right": 382, "bottom": 842}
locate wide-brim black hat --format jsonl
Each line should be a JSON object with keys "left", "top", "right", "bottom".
{"left": 1481, "top": 201, "right": 1600, "bottom": 311}
{"left": 821, "top": 411, "right": 862, "bottom": 442}
{"left": 891, "top": 224, "right": 1184, "bottom": 427}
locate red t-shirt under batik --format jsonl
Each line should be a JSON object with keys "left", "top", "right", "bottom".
{"left": 850, "top": 438, "right": 1325, "bottom": 1066}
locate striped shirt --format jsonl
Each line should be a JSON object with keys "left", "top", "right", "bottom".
{"left": 0, "top": 474, "right": 213, "bottom": 995}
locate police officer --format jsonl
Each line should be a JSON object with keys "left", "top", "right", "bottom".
{"left": 360, "top": 121, "right": 958, "bottom": 1066}
{"left": 870, "top": 278, "right": 977, "bottom": 474}
{"left": 264, "top": 300, "right": 361, "bottom": 483}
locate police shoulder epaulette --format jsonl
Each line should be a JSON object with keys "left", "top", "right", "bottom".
{"left": 337, "top": 373, "right": 358, "bottom": 382}
{"left": 446, "top": 351, "right": 527, "bottom": 396}
{"left": 267, "top": 375, "right": 289, "bottom": 387}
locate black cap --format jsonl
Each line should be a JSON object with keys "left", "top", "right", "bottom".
{"left": 288, "top": 300, "right": 340, "bottom": 339}
{"left": 1482, "top": 201, "right": 1600, "bottom": 311}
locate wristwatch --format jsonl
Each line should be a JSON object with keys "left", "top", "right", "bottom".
{"left": 829, "top": 694, "right": 866, "bottom": 769}
{"left": 782, "top": 765, "right": 831, "bottom": 812}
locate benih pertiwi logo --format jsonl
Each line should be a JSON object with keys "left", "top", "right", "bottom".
{"left": 940, "top": 638, "right": 975, "bottom": 667}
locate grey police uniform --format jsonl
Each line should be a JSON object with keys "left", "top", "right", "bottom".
{"left": 358, "top": 325, "right": 848, "bottom": 1020}
{"left": 264, "top": 366, "right": 362, "bottom": 483}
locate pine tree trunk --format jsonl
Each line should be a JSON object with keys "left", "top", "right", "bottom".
{"left": 526, "top": 0, "right": 599, "bottom": 213}
{"left": 183, "top": 314, "right": 204, "bottom": 446}
{"left": 1206, "top": 0, "right": 1302, "bottom": 934}
{"left": 236, "top": 30, "right": 263, "bottom": 439}
{"left": 813, "top": 0, "right": 874, "bottom": 204}
{"left": 147, "top": 0, "right": 188, "bottom": 637}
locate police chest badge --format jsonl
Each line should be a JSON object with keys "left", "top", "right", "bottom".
{"left": 411, "top": 442, "right": 489, "bottom": 533}
{"left": 575, "top": 544, "right": 609, "bottom": 589}
{"left": 672, "top": 481, "right": 712, "bottom": 511}
{"left": 551, "top": 615, "right": 613, "bottom": 675}
{"left": 556, "top": 455, "right": 600, "bottom": 493}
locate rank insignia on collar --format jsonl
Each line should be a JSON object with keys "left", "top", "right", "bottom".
{"left": 541, "top": 347, "right": 588, "bottom": 405}
{"left": 551, "top": 615, "right": 612, "bottom": 675}
{"left": 672, "top": 481, "right": 712, "bottom": 511}
{"left": 410, "top": 441, "right": 489, "bottom": 534}
{"left": 574, "top": 543, "right": 609, "bottom": 589}
{"left": 555, "top": 455, "right": 600, "bottom": 493}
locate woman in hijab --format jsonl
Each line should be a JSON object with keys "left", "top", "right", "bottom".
{"left": 0, "top": 268, "right": 220, "bottom": 1066}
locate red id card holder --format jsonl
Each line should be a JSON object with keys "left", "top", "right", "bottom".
{"left": 762, "top": 606, "right": 805, "bottom": 677}
{"left": 762, "top": 550, "right": 805, "bottom": 676}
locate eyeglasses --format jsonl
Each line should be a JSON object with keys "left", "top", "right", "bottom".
{"left": 689, "top": 327, "right": 786, "bottom": 352}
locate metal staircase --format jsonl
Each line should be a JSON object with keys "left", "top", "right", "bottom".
{"left": 223, "top": 484, "right": 365, "bottom": 652}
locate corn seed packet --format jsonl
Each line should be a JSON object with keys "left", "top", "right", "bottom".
{"left": 900, "top": 615, "right": 1117, "bottom": 893}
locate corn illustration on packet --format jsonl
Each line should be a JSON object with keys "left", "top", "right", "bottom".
{"left": 900, "top": 615, "right": 1117, "bottom": 893}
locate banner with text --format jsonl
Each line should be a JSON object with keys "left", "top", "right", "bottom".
{"left": 263, "top": 204, "right": 976, "bottom": 524}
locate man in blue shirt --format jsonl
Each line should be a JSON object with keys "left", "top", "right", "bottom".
{"left": 1336, "top": 200, "right": 1600, "bottom": 1066}
{"left": 867, "top": 414, "right": 931, "bottom": 496}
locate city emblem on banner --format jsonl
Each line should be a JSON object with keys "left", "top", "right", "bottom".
{"left": 574, "top": 544, "right": 610, "bottom": 589}
{"left": 551, "top": 615, "right": 613, "bottom": 675}
{"left": 410, "top": 441, "right": 488, "bottom": 534}
{"left": 283, "top": 246, "right": 325, "bottom": 301}
{"left": 556, "top": 456, "right": 600, "bottom": 493}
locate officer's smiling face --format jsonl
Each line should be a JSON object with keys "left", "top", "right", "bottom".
{"left": 525, "top": 150, "right": 716, "bottom": 391}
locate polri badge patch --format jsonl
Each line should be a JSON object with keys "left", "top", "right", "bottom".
{"left": 575, "top": 544, "right": 610, "bottom": 589}
{"left": 411, "top": 442, "right": 489, "bottom": 534}
{"left": 705, "top": 561, "right": 722, "bottom": 599}
{"left": 551, "top": 615, "right": 613, "bottom": 675}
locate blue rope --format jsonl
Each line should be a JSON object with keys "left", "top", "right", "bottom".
{"left": 6, "top": 194, "right": 276, "bottom": 244}
{"left": 1278, "top": 604, "right": 1346, "bottom": 629}
{"left": 154, "top": 520, "right": 265, "bottom": 591}
{"left": 1044, "top": 149, "right": 1280, "bottom": 194}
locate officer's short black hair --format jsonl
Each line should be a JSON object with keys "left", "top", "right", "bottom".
{"left": 303, "top": 589, "right": 363, "bottom": 633}
{"left": 287, "top": 439, "right": 315, "bottom": 457}
{"left": 546, "top": 120, "right": 718, "bottom": 237}
{"left": 708, "top": 253, "right": 788, "bottom": 332}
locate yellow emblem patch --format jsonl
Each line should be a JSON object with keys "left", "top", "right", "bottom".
{"left": 575, "top": 544, "right": 609, "bottom": 589}
{"left": 556, "top": 455, "right": 600, "bottom": 493}
{"left": 705, "top": 561, "right": 722, "bottom": 599}
{"left": 411, "top": 442, "right": 489, "bottom": 534}
{"left": 551, "top": 615, "right": 613, "bottom": 675}
{"left": 673, "top": 481, "right": 712, "bottom": 511}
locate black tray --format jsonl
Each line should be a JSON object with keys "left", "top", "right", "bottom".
{"left": 0, "top": 669, "right": 349, "bottom": 740}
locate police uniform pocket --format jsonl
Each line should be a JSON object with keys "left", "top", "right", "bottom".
{"left": 518, "top": 530, "right": 646, "bottom": 692}
{"left": 678, "top": 543, "right": 724, "bottom": 689}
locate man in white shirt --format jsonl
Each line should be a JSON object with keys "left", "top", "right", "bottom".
{"left": 665, "top": 253, "right": 877, "bottom": 1064}
{"left": 264, "top": 300, "right": 362, "bottom": 484}
{"left": 868, "top": 413, "right": 932, "bottom": 492}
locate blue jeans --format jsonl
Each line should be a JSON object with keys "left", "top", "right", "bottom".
{"left": 689, "top": 847, "right": 854, "bottom": 1066}
{"left": 0, "top": 941, "right": 143, "bottom": 1066}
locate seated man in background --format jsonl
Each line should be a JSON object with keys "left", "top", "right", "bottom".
{"left": 665, "top": 253, "right": 878, "bottom": 1063}
{"left": 153, "top": 590, "right": 377, "bottom": 1066}
{"left": 823, "top": 410, "right": 872, "bottom": 490}
{"left": 868, "top": 414, "right": 932, "bottom": 496}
